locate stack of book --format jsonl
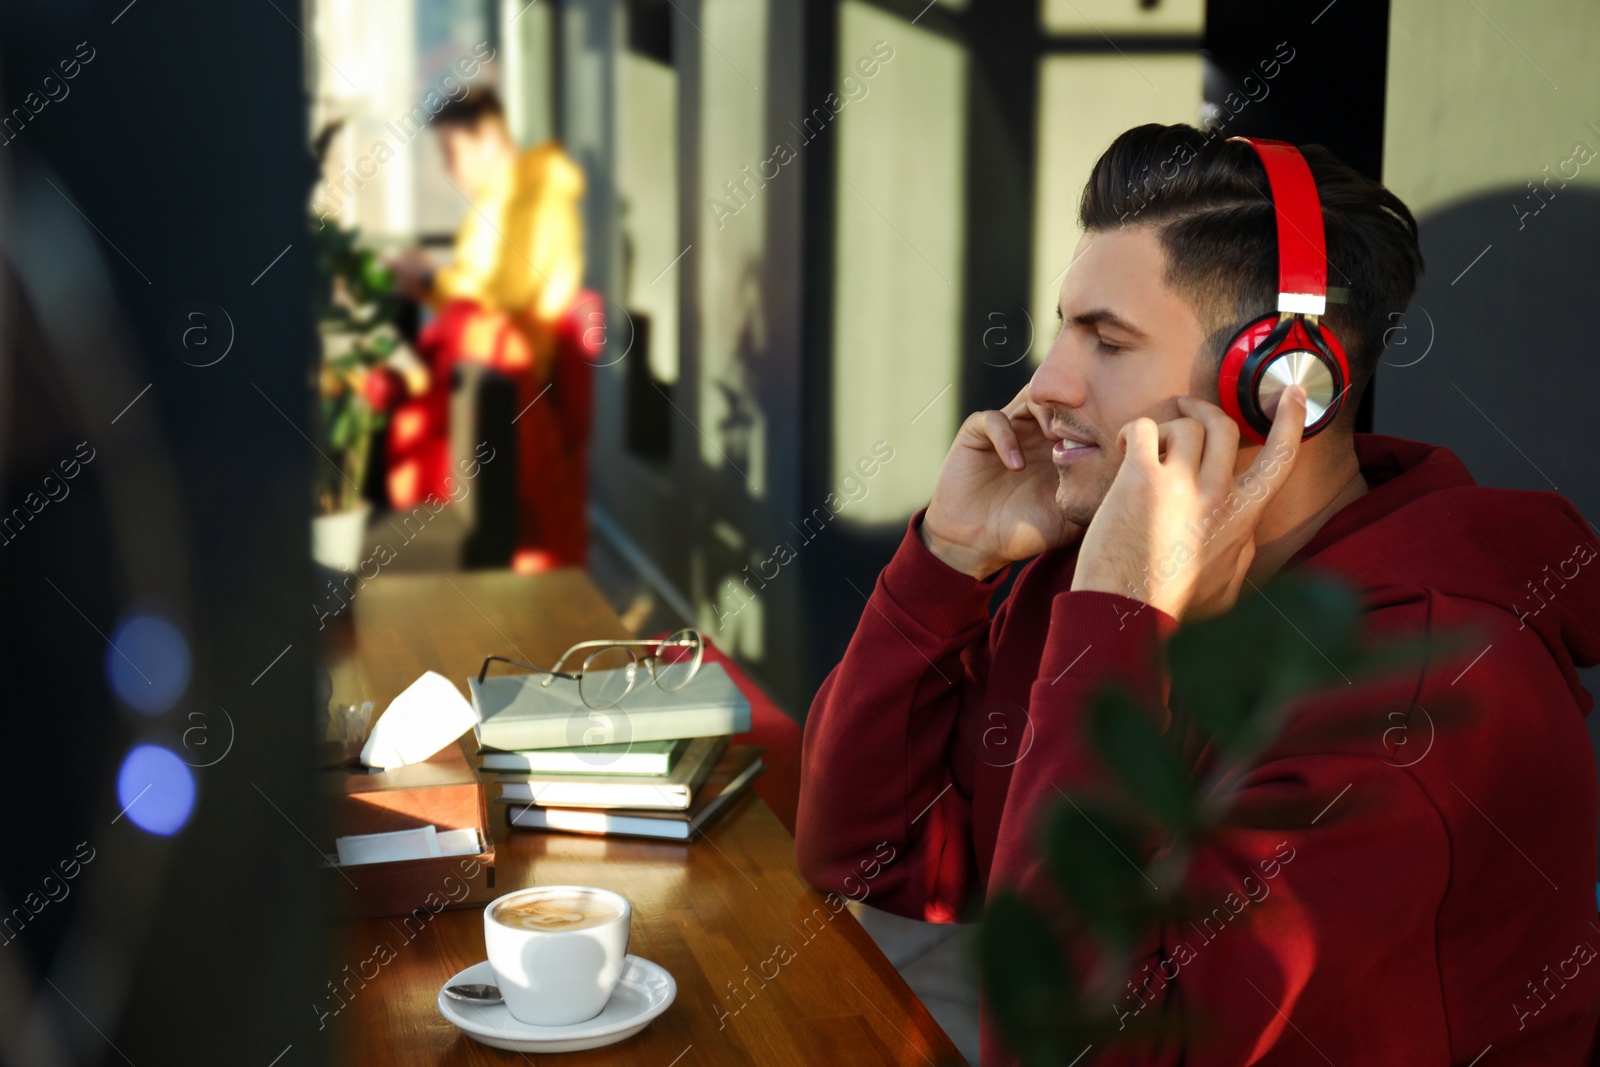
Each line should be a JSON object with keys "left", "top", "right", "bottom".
{"left": 466, "top": 661, "right": 764, "bottom": 841}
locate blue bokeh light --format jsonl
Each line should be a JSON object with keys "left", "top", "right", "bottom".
{"left": 106, "top": 614, "right": 190, "bottom": 715}
{"left": 116, "top": 745, "right": 196, "bottom": 836}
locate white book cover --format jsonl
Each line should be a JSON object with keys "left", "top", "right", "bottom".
{"left": 478, "top": 738, "right": 687, "bottom": 776}
{"left": 507, "top": 757, "right": 765, "bottom": 841}
{"left": 494, "top": 736, "right": 726, "bottom": 810}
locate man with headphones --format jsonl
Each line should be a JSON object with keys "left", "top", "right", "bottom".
{"left": 797, "top": 125, "right": 1600, "bottom": 1064}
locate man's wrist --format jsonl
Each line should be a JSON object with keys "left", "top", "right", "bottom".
{"left": 1068, "top": 563, "right": 1128, "bottom": 599}
{"left": 878, "top": 510, "right": 1007, "bottom": 636}
{"left": 917, "top": 516, "right": 1005, "bottom": 582}
{"left": 1070, "top": 556, "right": 1171, "bottom": 617}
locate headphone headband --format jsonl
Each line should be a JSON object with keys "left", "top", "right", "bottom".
{"left": 1228, "top": 136, "right": 1328, "bottom": 316}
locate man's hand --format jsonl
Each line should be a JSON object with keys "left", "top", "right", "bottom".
{"left": 921, "top": 386, "right": 1082, "bottom": 579}
{"left": 1070, "top": 386, "right": 1307, "bottom": 622}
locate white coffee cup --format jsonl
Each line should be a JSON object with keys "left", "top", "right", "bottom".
{"left": 483, "top": 885, "right": 632, "bottom": 1027}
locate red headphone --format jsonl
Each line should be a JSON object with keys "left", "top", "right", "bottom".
{"left": 1216, "top": 137, "right": 1349, "bottom": 444}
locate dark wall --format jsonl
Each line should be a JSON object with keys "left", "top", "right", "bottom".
{"left": 1372, "top": 188, "right": 1600, "bottom": 809}
{"left": 0, "top": 2, "right": 325, "bottom": 1063}
{"left": 1373, "top": 189, "right": 1600, "bottom": 563}
{"left": 1203, "top": 0, "right": 1393, "bottom": 433}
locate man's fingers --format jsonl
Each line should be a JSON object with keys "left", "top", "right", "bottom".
{"left": 1001, "top": 383, "right": 1033, "bottom": 419}
{"left": 1260, "top": 382, "right": 1307, "bottom": 462}
{"left": 1007, "top": 385, "right": 1058, "bottom": 450}
{"left": 1175, "top": 396, "right": 1241, "bottom": 495}
{"left": 976, "top": 409, "right": 1025, "bottom": 470}
{"left": 958, "top": 401, "right": 1045, "bottom": 471}
{"left": 1155, "top": 417, "right": 1205, "bottom": 471}
{"left": 1118, "top": 417, "right": 1161, "bottom": 470}
{"left": 1237, "top": 384, "right": 1306, "bottom": 506}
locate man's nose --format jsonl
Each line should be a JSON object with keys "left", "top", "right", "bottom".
{"left": 1027, "top": 338, "right": 1087, "bottom": 415}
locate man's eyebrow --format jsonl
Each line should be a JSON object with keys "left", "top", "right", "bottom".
{"left": 1058, "top": 306, "right": 1149, "bottom": 339}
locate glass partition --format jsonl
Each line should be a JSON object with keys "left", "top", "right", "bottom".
{"left": 831, "top": 0, "right": 969, "bottom": 525}
{"left": 1030, "top": 53, "right": 1203, "bottom": 361}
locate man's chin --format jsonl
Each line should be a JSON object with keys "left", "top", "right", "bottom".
{"left": 1054, "top": 468, "right": 1106, "bottom": 528}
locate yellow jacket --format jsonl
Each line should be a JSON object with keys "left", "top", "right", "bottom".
{"left": 432, "top": 142, "right": 586, "bottom": 345}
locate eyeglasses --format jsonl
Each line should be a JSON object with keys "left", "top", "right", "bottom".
{"left": 477, "top": 629, "right": 705, "bottom": 710}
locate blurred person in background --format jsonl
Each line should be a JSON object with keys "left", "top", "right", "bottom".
{"left": 386, "top": 87, "right": 592, "bottom": 573}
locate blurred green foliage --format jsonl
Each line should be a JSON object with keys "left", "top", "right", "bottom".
{"left": 310, "top": 122, "right": 403, "bottom": 515}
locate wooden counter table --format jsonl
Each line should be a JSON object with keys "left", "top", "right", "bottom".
{"left": 324, "top": 570, "right": 967, "bottom": 1067}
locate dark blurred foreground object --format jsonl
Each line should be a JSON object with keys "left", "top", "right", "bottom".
{"left": 0, "top": 2, "right": 324, "bottom": 1063}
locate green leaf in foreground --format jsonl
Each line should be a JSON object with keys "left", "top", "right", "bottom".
{"left": 977, "top": 891, "right": 1079, "bottom": 1066}
{"left": 1042, "top": 796, "right": 1162, "bottom": 951}
{"left": 1167, "top": 574, "right": 1360, "bottom": 757}
{"left": 1090, "top": 686, "right": 1192, "bottom": 835}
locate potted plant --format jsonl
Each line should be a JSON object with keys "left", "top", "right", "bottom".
{"left": 309, "top": 167, "right": 407, "bottom": 571}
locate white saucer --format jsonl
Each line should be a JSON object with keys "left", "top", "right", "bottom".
{"left": 437, "top": 957, "right": 676, "bottom": 1053}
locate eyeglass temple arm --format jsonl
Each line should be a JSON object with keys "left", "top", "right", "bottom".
{"left": 547, "top": 641, "right": 614, "bottom": 675}
{"left": 562, "top": 637, "right": 698, "bottom": 652}
{"left": 478, "top": 655, "right": 575, "bottom": 685}
{"left": 548, "top": 634, "right": 701, "bottom": 675}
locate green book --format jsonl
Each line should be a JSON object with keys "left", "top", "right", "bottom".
{"left": 477, "top": 737, "right": 689, "bottom": 776}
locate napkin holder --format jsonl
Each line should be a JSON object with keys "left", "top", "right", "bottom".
{"left": 323, "top": 732, "right": 498, "bottom": 919}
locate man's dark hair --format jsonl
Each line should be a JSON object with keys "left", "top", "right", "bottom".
{"left": 1079, "top": 123, "right": 1425, "bottom": 426}
{"left": 432, "top": 87, "right": 506, "bottom": 130}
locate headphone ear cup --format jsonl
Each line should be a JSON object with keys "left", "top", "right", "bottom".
{"left": 1218, "top": 315, "right": 1352, "bottom": 443}
{"left": 1217, "top": 314, "right": 1285, "bottom": 445}
{"left": 1289, "top": 318, "right": 1350, "bottom": 438}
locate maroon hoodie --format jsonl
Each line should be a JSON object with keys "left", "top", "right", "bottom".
{"left": 797, "top": 434, "right": 1600, "bottom": 1065}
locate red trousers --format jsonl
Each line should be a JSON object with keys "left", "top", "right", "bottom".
{"left": 387, "top": 296, "right": 597, "bottom": 572}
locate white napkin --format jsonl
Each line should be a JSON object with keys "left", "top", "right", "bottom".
{"left": 333, "top": 825, "right": 484, "bottom": 866}
{"left": 335, "top": 826, "right": 442, "bottom": 866}
{"left": 359, "top": 670, "right": 477, "bottom": 769}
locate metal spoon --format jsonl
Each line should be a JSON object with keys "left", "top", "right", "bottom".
{"left": 444, "top": 983, "right": 503, "bottom": 1004}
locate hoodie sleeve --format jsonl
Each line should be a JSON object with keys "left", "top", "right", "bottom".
{"left": 795, "top": 509, "right": 1012, "bottom": 922}
{"left": 524, "top": 146, "right": 586, "bottom": 326}
{"left": 982, "top": 589, "right": 1459, "bottom": 1066}
{"left": 431, "top": 173, "right": 504, "bottom": 308}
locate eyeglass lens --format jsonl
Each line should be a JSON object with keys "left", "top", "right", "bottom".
{"left": 653, "top": 629, "right": 701, "bottom": 691}
{"left": 579, "top": 646, "right": 637, "bottom": 709}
